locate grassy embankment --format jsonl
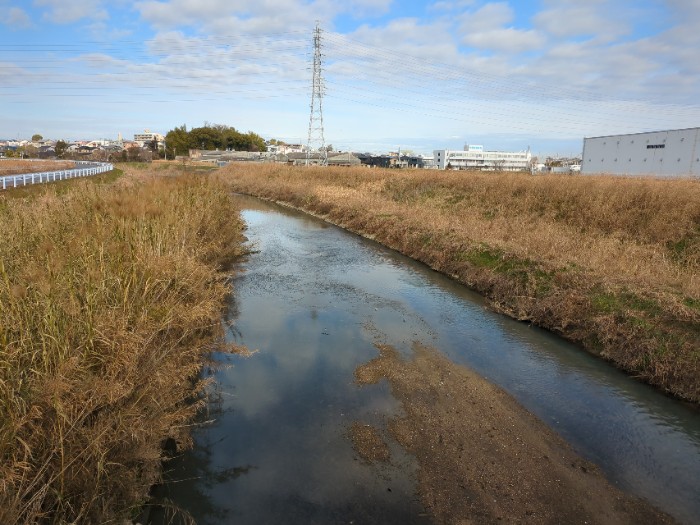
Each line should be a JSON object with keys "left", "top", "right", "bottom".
{"left": 0, "top": 165, "right": 245, "bottom": 523}
{"left": 218, "top": 163, "right": 699, "bottom": 403}
{"left": 0, "top": 160, "right": 76, "bottom": 177}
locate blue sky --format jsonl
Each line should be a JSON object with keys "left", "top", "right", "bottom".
{"left": 2, "top": 0, "right": 700, "bottom": 157}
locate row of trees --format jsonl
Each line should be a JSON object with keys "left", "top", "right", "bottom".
{"left": 1, "top": 140, "right": 67, "bottom": 159}
{"left": 165, "top": 124, "right": 267, "bottom": 157}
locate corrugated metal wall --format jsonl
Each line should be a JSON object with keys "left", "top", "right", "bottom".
{"left": 581, "top": 128, "right": 700, "bottom": 177}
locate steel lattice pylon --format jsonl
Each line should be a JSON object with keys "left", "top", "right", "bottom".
{"left": 306, "top": 22, "right": 327, "bottom": 166}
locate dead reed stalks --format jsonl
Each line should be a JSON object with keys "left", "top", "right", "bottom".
{"left": 217, "top": 163, "right": 699, "bottom": 403}
{"left": 0, "top": 166, "right": 245, "bottom": 523}
{"left": 0, "top": 160, "right": 76, "bottom": 176}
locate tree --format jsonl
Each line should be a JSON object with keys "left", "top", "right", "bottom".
{"left": 24, "top": 145, "right": 39, "bottom": 158}
{"left": 127, "top": 146, "right": 142, "bottom": 162}
{"left": 245, "top": 131, "right": 267, "bottom": 152}
{"left": 165, "top": 125, "right": 190, "bottom": 157}
{"left": 492, "top": 159, "right": 506, "bottom": 172}
{"left": 55, "top": 140, "right": 68, "bottom": 159}
{"left": 189, "top": 126, "right": 222, "bottom": 151}
{"left": 165, "top": 123, "right": 268, "bottom": 155}
{"left": 32, "top": 134, "right": 43, "bottom": 142}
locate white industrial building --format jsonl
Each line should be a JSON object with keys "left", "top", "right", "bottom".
{"left": 434, "top": 145, "right": 532, "bottom": 171}
{"left": 581, "top": 127, "right": 700, "bottom": 177}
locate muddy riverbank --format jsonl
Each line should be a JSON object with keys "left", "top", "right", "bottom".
{"left": 356, "top": 343, "right": 673, "bottom": 524}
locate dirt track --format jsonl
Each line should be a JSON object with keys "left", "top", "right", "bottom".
{"left": 354, "top": 343, "right": 674, "bottom": 524}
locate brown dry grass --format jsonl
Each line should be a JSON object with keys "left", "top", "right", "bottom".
{"left": 0, "top": 160, "right": 75, "bottom": 176}
{"left": 217, "top": 163, "right": 700, "bottom": 403}
{"left": 0, "top": 165, "right": 245, "bottom": 523}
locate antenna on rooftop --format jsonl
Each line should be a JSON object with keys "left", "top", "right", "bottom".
{"left": 306, "top": 21, "right": 327, "bottom": 166}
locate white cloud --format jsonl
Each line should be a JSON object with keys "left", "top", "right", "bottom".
{"left": 347, "top": 17, "right": 456, "bottom": 60}
{"left": 458, "top": 3, "right": 545, "bottom": 53}
{"left": 3, "top": 7, "right": 32, "bottom": 28}
{"left": 516, "top": 0, "right": 700, "bottom": 105}
{"left": 461, "top": 2, "right": 513, "bottom": 29}
{"left": 533, "top": 4, "right": 628, "bottom": 41}
{"left": 4, "top": 0, "right": 700, "bottom": 152}
{"left": 429, "top": 0, "right": 475, "bottom": 11}
{"left": 34, "top": 0, "right": 108, "bottom": 24}
{"left": 462, "top": 27, "right": 544, "bottom": 53}
{"left": 135, "top": 0, "right": 392, "bottom": 35}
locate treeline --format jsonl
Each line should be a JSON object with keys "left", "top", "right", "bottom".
{"left": 165, "top": 123, "right": 267, "bottom": 157}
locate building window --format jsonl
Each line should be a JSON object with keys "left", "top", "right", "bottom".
{"left": 647, "top": 144, "right": 665, "bottom": 149}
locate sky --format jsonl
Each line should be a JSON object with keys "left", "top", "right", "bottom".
{"left": 1, "top": 0, "right": 700, "bottom": 157}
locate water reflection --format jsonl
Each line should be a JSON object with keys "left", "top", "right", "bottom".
{"left": 157, "top": 195, "right": 700, "bottom": 525}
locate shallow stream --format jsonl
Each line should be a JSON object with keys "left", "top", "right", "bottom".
{"left": 154, "top": 195, "right": 700, "bottom": 524}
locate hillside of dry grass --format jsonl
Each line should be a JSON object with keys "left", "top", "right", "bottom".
{"left": 218, "top": 163, "right": 699, "bottom": 403}
{"left": 0, "top": 166, "right": 245, "bottom": 523}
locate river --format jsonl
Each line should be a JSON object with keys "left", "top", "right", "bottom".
{"left": 152, "top": 195, "right": 700, "bottom": 524}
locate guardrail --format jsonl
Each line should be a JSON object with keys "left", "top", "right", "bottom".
{"left": 0, "top": 161, "right": 114, "bottom": 190}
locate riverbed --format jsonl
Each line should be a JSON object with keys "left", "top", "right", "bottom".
{"left": 153, "top": 195, "right": 700, "bottom": 524}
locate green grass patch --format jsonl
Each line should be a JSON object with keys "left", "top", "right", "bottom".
{"left": 461, "top": 245, "right": 555, "bottom": 295}
{"left": 667, "top": 229, "right": 700, "bottom": 264}
{"left": 419, "top": 233, "right": 434, "bottom": 247}
{"left": 684, "top": 297, "right": 700, "bottom": 311}
{"left": 592, "top": 289, "right": 662, "bottom": 316}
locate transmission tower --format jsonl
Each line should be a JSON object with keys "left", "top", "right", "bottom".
{"left": 306, "top": 22, "right": 327, "bottom": 166}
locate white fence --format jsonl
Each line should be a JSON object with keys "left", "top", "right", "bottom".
{"left": 0, "top": 161, "right": 114, "bottom": 190}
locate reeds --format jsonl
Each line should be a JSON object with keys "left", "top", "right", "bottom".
{"left": 218, "top": 164, "right": 700, "bottom": 402}
{"left": 0, "top": 160, "right": 76, "bottom": 176}
{"left": 0, "top": 167, "right": 245, "bottom": 523}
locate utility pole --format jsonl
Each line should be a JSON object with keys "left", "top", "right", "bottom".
{"left": 306, "top": 21, "right": 327, "bottom": 166}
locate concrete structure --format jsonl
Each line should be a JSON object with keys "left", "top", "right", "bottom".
{"left": 134, "top": 130, "right": 165, "bottom": 147}
{"left": 267, "top": 143, "right": 305, "bottom": 154}
{"left": 327, "top": 152, "right": 361, "bottom": 166}
{"left": 582, "top": 128, "right": 700, "bottom": 177}
{"left": 434, "top": 145, "right": 531, "bottom": 171}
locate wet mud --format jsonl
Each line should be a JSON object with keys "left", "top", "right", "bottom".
{"left": 356, "top": 343, "right": 674, "bottom": 524}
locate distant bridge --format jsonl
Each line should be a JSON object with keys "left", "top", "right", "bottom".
{"left": 0, "top": 161, "right": 114, "bottom": 190}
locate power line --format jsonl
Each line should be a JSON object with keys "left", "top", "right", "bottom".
{"left": 2, "top": 28, "right": 699, "bottom": 139}
{"left": 306, "top": 22, "right": 327, "bottom": 166}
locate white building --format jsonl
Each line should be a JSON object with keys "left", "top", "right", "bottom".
{"left": 134, "top": 130, "right": 165, "bottom": 147}
{"left": 434, "top": 145, "right": 532, "bottom": 171}
{"left": 581, "top": 127, "right": 700, "bottom": 177}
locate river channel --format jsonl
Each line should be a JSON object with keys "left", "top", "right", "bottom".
{"left": 154, "top": 195, "right": 700, "bottom": 524}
